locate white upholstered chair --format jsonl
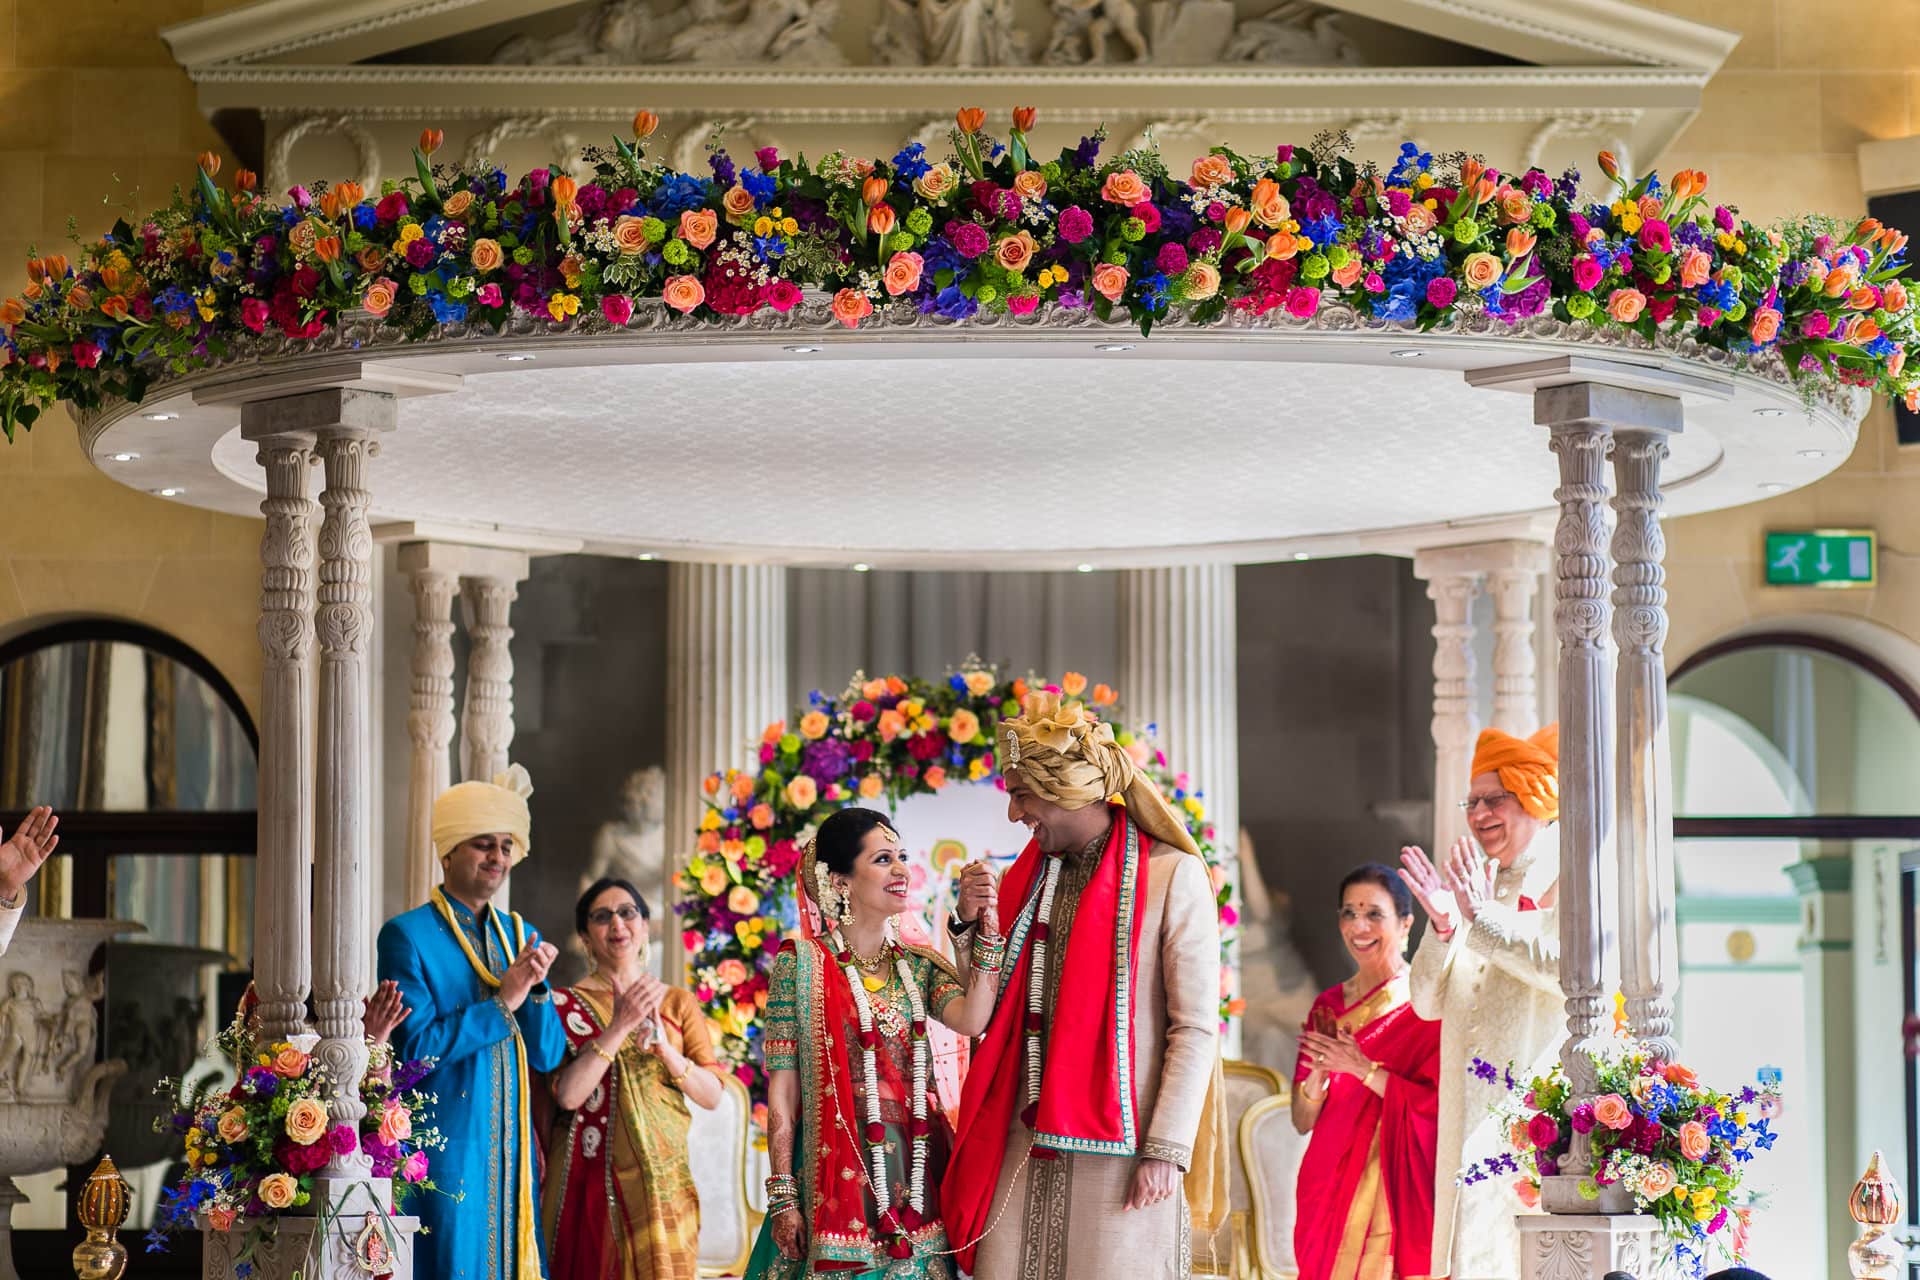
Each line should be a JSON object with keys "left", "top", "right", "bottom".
{"left": 687, "top": 1071, "right": 756, "bottom": 1276}
{"left": 1193, "top": 1060, "right": 1287, "bottom": 1278}
{"left": 1241, "top": 1090, "right": 1310, "bottom": 1280}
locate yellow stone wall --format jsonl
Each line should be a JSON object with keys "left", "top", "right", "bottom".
{"left": 2, "top": 0, "right": 1920, "bottom": 709}
{"left": 0, "top": 1, "right": 262, "bottom": 721}
{"left": 1642, "top": 0, "right": 1920, "bottom": 670}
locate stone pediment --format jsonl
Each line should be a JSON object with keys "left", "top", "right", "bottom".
{"left": 160, "top": 0, "right": 1736, "bottom": 218}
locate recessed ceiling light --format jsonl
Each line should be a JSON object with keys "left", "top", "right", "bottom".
{"left": 1389, "top": 349, "right": 1425, "bottom": 359}
{"left": 1076, "top": 563, "right": 1094, "bottom": 573}
{"left": 1293, "top": 552, "right": 1311, "bottom": 561}
{"left": 1094, "top": 343, "right": 1134, "bottom": 352}
{"left": 634, "top": 553, "right": 656, "bottom": 561}
{"left": 851, "top": 563, "right": 871, "bottom": 573}
{"left": 784, "top": 345, "right": 822, "bottom": 354}
{"left": 497, "top": 353, "right": 536, "bottom": 362}
{"left": 110, "top": 452, "right": 140, "bottom": 462}
{"left": 1752, "top": 407, "right": 1786, "bottom": 418}
{"left": 153, "top": 487, "right": 184, "bottom": 497}
{"left": 142, "top": 412, "right": 179, "bottom": 421}
{"left": 1758, "top": 482, "right": 1788, "bottom": 492}
{"left": 1796, "top": 449, "right": 1828, "bottom": 459}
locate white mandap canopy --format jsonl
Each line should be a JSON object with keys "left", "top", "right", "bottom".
{"left": 78, "top": 305, "right": 1865, "bottom": 569}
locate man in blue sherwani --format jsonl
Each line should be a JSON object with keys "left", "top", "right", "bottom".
{"left": 378, "top": 764, "right": 567, "bottom": 1279}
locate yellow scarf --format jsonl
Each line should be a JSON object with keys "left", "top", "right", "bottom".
{"left": 430, "top": 886, "right": 544, "bottom": 1280}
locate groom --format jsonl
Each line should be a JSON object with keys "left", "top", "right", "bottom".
{"left": 942, "top": 690, "right": 1227, "bottom": 1280}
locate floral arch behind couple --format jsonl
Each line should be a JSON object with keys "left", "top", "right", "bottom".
{"left": 676, "top": 660, "right": 1237, "bottom": 1118}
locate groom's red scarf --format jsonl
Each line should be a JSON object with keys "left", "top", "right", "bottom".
{"left": 940, "top": 807, "right": 1149, "bottom": 1271}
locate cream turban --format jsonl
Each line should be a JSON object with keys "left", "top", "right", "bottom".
{"left": 998, "top": 691, "right": 1200, "bottom": 857}
{"left": 432, "top": 765, "right": 535, "bottom": 865}
{"left": 1470, "top": 724, "right": 1560, "bottom": 822}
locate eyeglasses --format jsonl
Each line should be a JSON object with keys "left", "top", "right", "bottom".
{"left": 1338, "top": 908, "right": 1392, "bottom": 925}
{"left": 588, "top": 905, "right": 644, "bottom": 927}
{"left": 1457, "top": 791, "right": 1514, "bottom": 814}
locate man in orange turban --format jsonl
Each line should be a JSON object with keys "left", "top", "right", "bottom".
{"left": 1397, "top": 725, "right": 1564, "bottom": 1280}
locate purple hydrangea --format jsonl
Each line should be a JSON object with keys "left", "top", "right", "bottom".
{"left": 800, "top": 737, "right": 853, "bottom": 785}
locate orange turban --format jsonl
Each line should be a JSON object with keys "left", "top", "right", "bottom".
{"left": 1469, "top": 724, "right": 1559, "bottom": 822}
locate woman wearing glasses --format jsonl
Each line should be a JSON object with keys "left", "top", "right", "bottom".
{"left": 1290, "top": 864, "right": 1441, "bottom": 1280}
{"left": 544, "top": 877, "right": 724, "bottom": 1280}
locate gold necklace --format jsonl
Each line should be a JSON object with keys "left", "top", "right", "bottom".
{"left": 847, "top": 934, "right": 893, "bottom": 972}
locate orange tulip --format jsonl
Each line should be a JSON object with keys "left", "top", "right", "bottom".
{"left": 197, "top": 151, "right": 221, "bottom": 177}
{"left": 1857, "top": 217, "right": 1883, "bottom": 240}
{"left": 632, "top": 110, "right": 659, "bottom": 140}
{"left": 1597, "top": 150, "right": 1620, "bottom": 180}
{"left": 1506, "top": 227, "right": 1537, "bottom": 258}
{"left": 1460, "top": 158, "right": 1485, "bottom": 191}
{"left": 99, "top": 295, "right": 129, "bottom": 320}
{"left": 1672, "top": 169, "right": 1706, "bottom": 200}
{"left": 41, "top": 254, "right": 67, "bottom": 281}
{"left": 0, "top": 298, "right": 23, "bottom": 326}
{"left": 1882, "top": 228, "right": 1910, "bottom": 255}
{"left": 66, "top": 285, "right": 91, "bottom": 311}
{"left": 549, "top": 174, "right": 579, "bottom": 208}
{"left": 1012, "top": 105, "right": 1037, "bottom": 133}
{"left": 418, "top": 128, "right": 444, "bottom": 156}
{"left": 1474, "top": 176, "right": 1497, "bottom": 205}
{"left": 1223, "top": 207, "right": 1251, "bottom": 236}
{"left": 314, "top": 236, "right": 343, "bottom": 264}
{"left": 867, "top": 204, "right": 897, "bottom": 236}
{"left": 234, "top": 168, "right": 258, "bottom": 193}
{"left": 862, "top": 175, "right": 889, "bottom": 207}
{"left": 956, "top": 106, "right": 986, "bottom": 135}
{"left": 23, "top": 258, "right": 43, "bottom": 284}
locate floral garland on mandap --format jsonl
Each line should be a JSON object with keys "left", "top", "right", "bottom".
{"left": 676, "top": 662, "right": 1239, "bottom": 1119}
{"left": 146, "top": 1007, "right": 444, "bottom": 1270}
{"left": 2, "top": 106, "right": 1917, "bottom": 438}
{"left": 1462, "top": 1043, "right": 1783, "bottom": 1279}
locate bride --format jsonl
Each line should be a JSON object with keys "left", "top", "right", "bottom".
{"left": 747, "top": 807, "right": 1003, "bottom": 1279}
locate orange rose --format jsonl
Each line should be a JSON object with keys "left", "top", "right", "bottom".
{"left": 208, "top": 1204, "right": 238, "bottom": 1232}
{"left": 284, "top": 1097, "right": 329, "bottom": 1145}
{"left": 1060, "top": 671, "right": 1089, "bottom": 698}
{"left": 613, "top": 215, "right": 651, "bottom": 255}
{"left": 1249, "top": 178, "right": 1290, "bottom": 229}
{"left": 1749, "top": 307, "right": 1782, "bottom": 343}
{"left": 1331, "top": 257, "right": 1364, "bottom": 288}
{"left": 1462, "top": 253, "right": 1501, "bottom": 290}
{"left": 1100, "top": 169, "right": 1150, "bottom": 207}
{"left": 1190, "top": 154, "right": 1236, "bottom": 190}
{"left": 1679, "top": 1121, "right": 1711, "bottom": 1161}
{"left": 1402, "top": 203, "right": 1437, "bottom": 237}
{"left": 1013, "top": 170, "right": 1048, "bottom": 200}
{"left": 762, "top": 720, "right": 787, "bottom": 744}
{"left": 718, "top": 185, "right": 756, "bottom": 225}
{"left": 470, "top": 238, "right": 504, "bottom": 273}
{"left": 217, "top": 1107, "right": 250, "bottom": 1144}
{"left": 913, "top": 163, "right": 957, "bottom": 203}
{"left": 1592, "top": 1093, "right": 1632, "bottom": 1130}
{"left": 663, "top": 274, "right": 706, "bottom": 313}
{"left": 800, "top": 710, "right": 830, "bottom": 740}
{"left": 994, "top": 232, "right": 1036, "bottom": 273}
{"left": 867, "top": 204, "right": 897, "bottom": 236}
{"left": 679, "top": 209, "right": 719, "bottom": 250}
{"left": 858, "top": 774, "right": 885, "bottom": 799}
{"left": 377, "top": 1101, "right": 412, "bottom": 1145}
{"left": 1638, "top": 194, "right": 1663, "bottom": 223}
{"left": 964, "top": 671, "right": 995, "bottom": 696}
{"left": 1637, "top": 1161, "right": 1678, "bottom": 1200}
{"left": 270, "top": 1045, "right": 309, "bottom": 1078}
{"left": 361, "top": 277, "right": 399, "bottom": 318}
{"left": 1606, "top": 287, "right": 1647, "bottom": 323}
{"left": 948, "top": 708, "right": 981, "bottom": 743}
{"left": 883, "top": 251, "right": 924, "bottom": 296}
{"left": 924, "top": 766, "right": 948, "bottom": 790}
{"left": 258, "top": 1173, "right": 299, "bottom": 1210}
{"left": 1183, "top": 261, "right": 1221, "bottom": 301}
{"left": 877, "top": 709, "right": 907, "bottom": 742}
{"left": 730, "top": 772, "right": 756, "bottom": 802}
{"left": 785, "top": 775, "right": 818, "bottom": 810}
{"left": 1091, "top": 262, "right": 1129, "bottom": 302}
{"left": 830, "top": 288, "right": 872, "bottom": 329}
{"left": 1498, "top": 188, "right": 1531, "bottom": 225}
{"left": 1514, "top": 1179, "right": 1541, "bottom": 1210}
{"left": 1679, "top": 248, "right": 1711, "bottom": 289}
{"left": 749, "top": 803, "right": 774, "bottom": 830}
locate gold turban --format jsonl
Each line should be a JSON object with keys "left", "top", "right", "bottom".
{"left": 998, "top": 691, "right": 1201, "bottom": 857}
{"left": 1469, "top": 724, "right": 1560, "bottom": 822}
{"left": 432, "top": 764, "right": 535, "bottom": 865}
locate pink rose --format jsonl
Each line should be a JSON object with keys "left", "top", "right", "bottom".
{"left": 241, "top": 297, "right": 270, "bottom": 334}
{"left": 1592, "top": 1094, "right": 1632, "bottom": 1130}
{"left": 1637, "top": 1161, "right": 1678, "bottom": 1199}
{"left": 1571, "top": 255, "right": 1603, "bottom": 292}
{"left": 1332, "top": 258, "right": 1365, "bottom": 288}
{"left": 1284, "top": 285, "right": 1321, "bottom": 319}
{"left": 678, "top": 209, "right": 718, "bottom": 251}
{"left": 402, "top": 1150, "right": 430, "bottom": 1183}
{"left": 766, "top": 279, "right": 803, "bottom": 312}
{"left": 1091, "top": 263, "right": 1130, "bottom": 303}
{"left": 476, "top": 283, "right": 504, "bottom": 308}
{"left": 1514, "top": 1179, "right": 1541, "bottom": 1210}
{"left": 1527, "top": 1112, "right": 1561, "bottom": 1152}
{"left": 1100, "top": 169, "right": 1150, "bottom": 207}
{"left": 663, "top": 275, "right": 705, "bottom": 314}
{"left": 1679, "top": 247, "right": 1712, "bottom": 289}
{"left": 883, "top": 251, "right": 925, "bottom": 296}
{"left": 601, "top": 294, "right": 634, "bottom": 326}
{"left": 378, "top": 1101, "right": 413, "bottom": 1146}
{"left": 1008, "top": 293, "right": 1041, "bottom": 316}
{"left": 1678, "top": 1120, "right": 1711, "bottom": 1161}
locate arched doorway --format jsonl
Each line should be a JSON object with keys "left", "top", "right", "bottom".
{"left": 1671, "top": 633, "right": 1920, "bottom": 1279}
{"left": 0, "top": 618, "right": 257, "bottom": 1275}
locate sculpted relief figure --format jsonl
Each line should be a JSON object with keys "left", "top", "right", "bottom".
{"left": 0, "top": 971, "right": 46, "bottom": 1096}
{"left": 1223, "top": 0, "right": 1361, "bottom": 64}
{"left": 492, "top": 0, "right": 654, "bottom": 63}
{"left": 493, "top": 0, "right": 844, "bottom": 66}
{"left": 873, "top": 0, "right": 1029, "bottom": 65}
{"left": 584, "top": 766, "right": 668, "bottom": 895}
{"left": 1041, "top": 0, "right": 1149, "bottom": 65}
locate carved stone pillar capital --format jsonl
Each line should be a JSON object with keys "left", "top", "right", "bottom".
{"left": 1410, "top": 557, "right": 1481, "bottom": 854}
{"left": 459, "top": 569, "right": 526, "bottom": 788}
{"left": 400, "top": 557, "right": 458, "bottom": 910}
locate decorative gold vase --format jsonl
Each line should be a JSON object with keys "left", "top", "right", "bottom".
{"left": 71, "top": 1155, "right": 130, "bottom": 1280}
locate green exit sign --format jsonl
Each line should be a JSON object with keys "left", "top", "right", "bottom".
{"left": 1764, "top": 529, "right": 1876, "bottom": 587}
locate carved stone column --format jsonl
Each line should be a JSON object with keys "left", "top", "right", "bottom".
{"left": 240, "top": 420, "right": 318, "bottom": 1044}
{"left": 399, "top": 551, "right": 457, "bottom": 909}
{"left": 460, "top": 576, "right": 520, "bottom": 785}
{"left": 1409, "top": 557, "right": 1480, "bottom": 855}
{"left": 1489, "top": 549, "right": 1548, "bottom": 733}
{"left": 309, "top": 394, "right": 393, "bottom": 1184}
{"left": 1611, "top": 424, "right": 1681, "bottom": 1064}
{"left": 665, "top": 563, "right": 788, "bottom": 983}
{"left": 1118, "top": 564, "right": 1238, "bottom": 1049}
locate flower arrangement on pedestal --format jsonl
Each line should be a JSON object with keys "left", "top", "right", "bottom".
{"left": 144, "top": 1007, "right": 443, "bottom": 1270}
{"left": 677, "top": 660, "right": 1238, "bottom": 1118}
{"left": 1462, "top": 1045, "right": 1784, "bottom": 1278}
{"left": 2, "top": 107, "right": 1918, "bottom": 438}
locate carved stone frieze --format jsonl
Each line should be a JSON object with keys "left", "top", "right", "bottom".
{"left": 266, "top": 115, "right": 381, "bottom": 201}
{"left": 493, "top": 0, "right": 842, "bottom": 66}
{"left": 874, "top": 0, "right": 1030, "bottom": 66}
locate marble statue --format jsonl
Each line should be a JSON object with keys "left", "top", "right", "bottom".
{"left": 872, "top": 0, "right": 1029, "bottom": 65}
{"left": 1231, "top": 827, "right": 1320, "bottom": 1078}
{"left": 47, "top": 971, "right": 100, "bottom": 1080}
{"left": 1223, "top": 0, "right": 1360, "bottom": 65}
{"left": 1041, "top": 0, "right": 1149, "bottom": 64}
{"left": 585, "top": 766, "right": 669, "bottom": 895}
{"left": 0, "top": 974, "right": 43, "bottom": 1099}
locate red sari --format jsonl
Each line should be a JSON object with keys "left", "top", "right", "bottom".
{"left": 1293, "top": 972, "right": 1441, "bottom": 1280}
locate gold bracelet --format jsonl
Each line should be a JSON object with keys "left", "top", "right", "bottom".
{"left": 672, "top": 1062, "right": 693, "bottom": 1087}
{"left": 592, "top": 1040, "right": 619, "bottom": 1066}
{"left": 1361, "top": 1062, "right": 1383, "bottom": 1088}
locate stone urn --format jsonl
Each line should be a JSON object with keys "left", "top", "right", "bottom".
{"left": 103, "top": 942, "right": 229, "bottom": 1169}
{"left": 0, "top": 918, "right": 134, "bottom": 1280}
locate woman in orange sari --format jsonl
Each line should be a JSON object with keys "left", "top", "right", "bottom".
{"left": 1293, "top": 864, "right": 1442, "bottom": 1280}
{"left": 544, "top": 877, "right": 726, "bottom": 1280}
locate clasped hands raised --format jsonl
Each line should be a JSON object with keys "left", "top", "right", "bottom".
{"left": 1398, "top": 835, "right": 1497, "bottom": 937}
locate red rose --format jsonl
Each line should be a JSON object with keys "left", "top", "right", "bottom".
{"left": 1023, "top": 1011, "right": 1044, "bottom": 1033}
{"left": 240, "top": 298, "right": 269, "bottom": 334}
{"left": 900, "top": 1206, "right": 924, "bottom": 1231}
{"left": 864, "top": 1122, "right": 885, "bottom": 1144}
{"left": 910, "top": 1117, "right": 932, "bottom": 1137}
{"left": 851, "top": 740, "right": 875, "bottom": 763}
{"left": 859, "top": 1028, "right": 878, "bottom": 1051}
{"left": 911, "top": 1019, "right": 926, "bottom": 1037}
{"left": 375, "top": 192, "right": 409, "bottom": 223}
{"left": 1033, "top": 922, "right": 1050, "bottom": 943}
{"left": 887, "top": 1238, "right": 913, "bottom": 1260}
